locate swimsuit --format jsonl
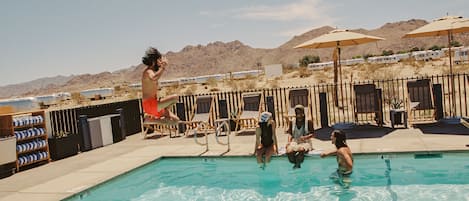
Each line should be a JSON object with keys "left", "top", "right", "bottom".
{"left": 142, "top": 98, "right": 164, "bottom": 118}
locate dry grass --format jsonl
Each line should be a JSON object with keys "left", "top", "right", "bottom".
{"left": 226, "top": 79, "right": 240, "bottom": 91}
{"left": 163, "top": 83, "right": 182, "bottom": 96}
{"left": 70, "top": 92, "right": 84, "bottom": 104}
{"left": 241, "top": 79, "right": 257, "bottom": 90}
{"left": 370, "top": 68, "right": 400, "bottom": 80}
{"left": 205, "top": 78, "right": 218, "bottom": 87}
{"left": 283, "top": 66, "right": 295, "bottom": 74}
{"left": 452, "top": 63, "right": 469, "bottom": 74}
{"left": 298, "top": 67, "right": 312, "bottom": 78}
{"left": 184, "top": 85, "right": 198, "bottom": 95}
{"left": 312, "top": 71, "right": 329, "bottom": 84}
{"left": 268, "top": 78, "right": 280, "bottom": 88}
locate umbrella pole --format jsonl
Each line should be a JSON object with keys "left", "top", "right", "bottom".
{"left": 333, "top": 48, "right": 339, "bottom": 107}
{"left": 447, "top": 31, "right": 456, "bottom": 117}
{"left": 338, "top": 47, "right": 344, "bottom": 110}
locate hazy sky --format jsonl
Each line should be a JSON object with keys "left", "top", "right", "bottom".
{"left": 1, "top": 0, "right": 468, "bottom": 86}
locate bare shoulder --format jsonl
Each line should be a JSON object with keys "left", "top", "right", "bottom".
{"left": 337, "top": 147, "right": 349, "bottom": 154}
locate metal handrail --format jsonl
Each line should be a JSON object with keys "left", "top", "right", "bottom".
{"left": 193, "top": 122, "right": 209, "bottom": 155}
{"left": 214, "top": 119, "right": 231, "bottom": 155}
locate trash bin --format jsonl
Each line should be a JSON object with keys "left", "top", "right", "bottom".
{"left": 78, "top": 115, "right": 92, "bottom": 152}
{"left": 112, "top": 109, "right": 126, "bottom": 143}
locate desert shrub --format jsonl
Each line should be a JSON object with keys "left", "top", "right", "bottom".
{"left": 382, "top": 50, "right": 394, "bottom": 56}
{"left": 451, "top": 41, "right": 462, "bottom": 47}
{"left": 298, "top": 67, "right": 312, "bottom": 78}
{"left": 428, "top": 45, "right": 442, "bottom": 51}
{"left": 410, "top": 47, "right": 423, "bottom": 52}
{"left": 299, "top": 55, "right": 320, "bottom": 67}
{"left": 363, "top": 53, "right": 375, "bottom": 60}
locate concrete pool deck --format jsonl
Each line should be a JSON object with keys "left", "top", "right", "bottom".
{"left": 0, "top": 123, "right": 468, "bottom": 201}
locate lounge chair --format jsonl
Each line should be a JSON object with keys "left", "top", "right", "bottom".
{"left": 284, "top": 88, "right": 311, "bottom": 127}
{"left": 182, "top": 95, "right": 215, "bottom": 136}
{"left": 235, "top": 92, "right": 264, "bottom": 134}
{"left": 139, "top": 99, "right": 179, "bottom": 139}
{"left": 353, "top": 84, "right": 383, "bottom": 126}
{"left": 406, "top": 79, "right": 436, "bottom": 124}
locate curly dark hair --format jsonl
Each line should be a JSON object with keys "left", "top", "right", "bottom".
{"left": 333, "top": 130, "right": 348, "bottom": 149}
{"left": 142, "top": 47, "right": 162, "bottom": 68}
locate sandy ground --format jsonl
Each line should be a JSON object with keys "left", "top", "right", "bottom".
{"left": 159, "top": 57, "right": 468, "bottom": 96}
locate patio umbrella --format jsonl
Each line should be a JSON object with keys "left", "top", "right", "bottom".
{"left": 403, "top": 15, "right": 469, "bottom": 117}
{"left": 294, "top": 29, "right": 385, "bottom": 106}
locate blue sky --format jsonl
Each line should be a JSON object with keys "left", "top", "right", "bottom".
{"left": 1, "top": 0, "right": 468, "bottom": 86}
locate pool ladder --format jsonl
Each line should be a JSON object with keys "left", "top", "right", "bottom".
{"left": 193, "top": 119, "right": 231, "bottom": 156}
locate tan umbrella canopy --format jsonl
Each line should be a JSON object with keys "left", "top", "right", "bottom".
{"left": 403, "top": 15, "right": 469, "bottom": 117}
{"left": 403, "top": 16, "right": 468, "bottom": 37}
{"left": 452, "top": 19, "right": 469, "bottom": 33}
{"left": 295, "top": 29, "right": 385, "bottom": 106}
{"left": 295, "top": 29, "right": 385, "bottom": 49}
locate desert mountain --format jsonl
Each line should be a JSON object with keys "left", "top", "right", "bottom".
{"left": 2, "top": 19, "right": 469, "bottom": 99}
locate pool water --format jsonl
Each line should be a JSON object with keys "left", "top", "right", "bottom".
{"left": 65, "top": 152, "right": 469, "bottom": 201}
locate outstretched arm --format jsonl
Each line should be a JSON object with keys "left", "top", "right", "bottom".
{"left": 320, "top": 149, "right": 337, "bottom": 158}
{"left": 255, "top": 127, "right": 262, "bottom": 150}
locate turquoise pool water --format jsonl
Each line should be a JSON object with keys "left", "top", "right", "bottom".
{"left": 65, "top": 152, "right": 469, "bottom": 201}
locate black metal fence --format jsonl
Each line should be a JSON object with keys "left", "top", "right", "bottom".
{"left": 177, "top": 73, "right": 468, "bottom": 129}
{"left": 47, "top": 73, "right": 468, "bottom": 138}
{"left": 47, "top": 99, "right": 141, "bottom": 139}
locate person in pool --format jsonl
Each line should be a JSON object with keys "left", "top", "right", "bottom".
{"left": 320, "top": 130, "right": 353, "bottom": 175}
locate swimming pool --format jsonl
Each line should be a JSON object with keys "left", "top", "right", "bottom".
{"left": 64, "top": 152, "right": 469, "bottom": 200}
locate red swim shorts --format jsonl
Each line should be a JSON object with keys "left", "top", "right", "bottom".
{"left": 143, "top": 98, "right": 164, "bottom": 119}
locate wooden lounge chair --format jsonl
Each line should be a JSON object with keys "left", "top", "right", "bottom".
{"left": 407, "top": 79, "right": 436, "bottom": 124}
{"left": 353, "top": 84, "right": 383, "bottom": 126}
{"left": 140, "top": 99, "right": 179, "bottom": 139}
{"left": 284, "top": 88, "right": 311, "bottom": 127}
{"left": 182, "top": 95, "right": 215, "bottom": 137}
{"left": 235, "top": 92, "right": 264, "bottom": 134}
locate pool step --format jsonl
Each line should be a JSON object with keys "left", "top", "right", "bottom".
{"left": 414, "top": 153, "right": 442, "bottom": 159}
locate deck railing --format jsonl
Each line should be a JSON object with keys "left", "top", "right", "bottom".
{"left": 47, "top": 73, "right": 468, "bottom": 139}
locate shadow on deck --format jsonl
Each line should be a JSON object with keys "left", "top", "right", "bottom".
{"left": 314, "top": 124, "right": 395, "bottom": 141}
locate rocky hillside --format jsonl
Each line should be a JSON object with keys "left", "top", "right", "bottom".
{"left": 2, "top": 19, "right": 469, "bottom": 99}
